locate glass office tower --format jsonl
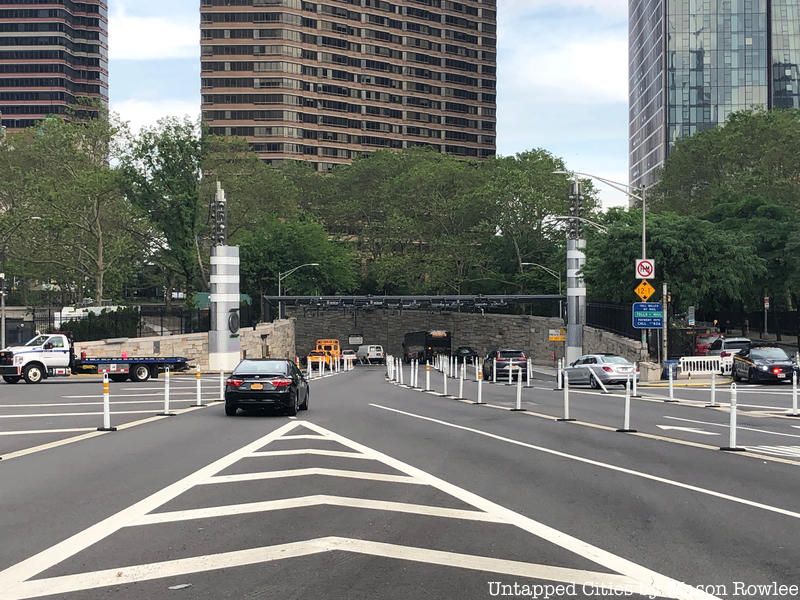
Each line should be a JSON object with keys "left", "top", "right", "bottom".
{"left": 629, "top": 0, "right": 800, "bottom": 190}
{"left": 0, "top": 1, "right": 109, "bottom": 130}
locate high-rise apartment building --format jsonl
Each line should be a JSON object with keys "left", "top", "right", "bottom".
{"left": 629, "top": 0, "right": 800, "bottom": 190}
{"left": 0, "top": 1, "right": 108, "bottom": 130}
{"left": 200, "top": 0, "right": 497, "bottom": 171}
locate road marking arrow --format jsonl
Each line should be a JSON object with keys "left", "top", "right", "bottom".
{"left": 657, "top": 425, "right": 718, "bottom": 436}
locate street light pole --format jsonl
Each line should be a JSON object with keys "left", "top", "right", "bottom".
{"left": 522, "top": 262, "right": 563, "bottom": 320}
{"left": 277, "top": 263, "right": 320, "bottom": 320}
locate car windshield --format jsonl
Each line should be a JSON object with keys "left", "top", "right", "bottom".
{"left": 25, "top": 335, "right": 50, "bottom": 347}
{"left": 600, "top": 356, "right": 630, "bottom": 364}
{"left": 751, "top": 348, "right": 790, "bottom": 361}
{"left": 233, "top": 360, "right": 288, "bottom": 375}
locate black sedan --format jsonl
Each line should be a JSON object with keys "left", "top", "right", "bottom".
{"left": 732, "top": 347, "right": 799, "bottom": 383}
{"left": 225, "top": 359, "right": 309, "bottom": 416}
{"left": 454, "top": 346, "right": 479, "bottom": 361}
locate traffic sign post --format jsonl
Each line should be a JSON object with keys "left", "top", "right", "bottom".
{"left": 633, "top": 302, "right": 663, "bottom": 329}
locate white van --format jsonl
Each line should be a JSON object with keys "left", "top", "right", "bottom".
{"left": 356, "top": 344, "right": 385, "bottom": 364}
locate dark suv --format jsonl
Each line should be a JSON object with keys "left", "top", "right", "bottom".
{"left": 482, "top": 349, "right": 528, "bottom": 382}
{"left": 454, "top": 346, "right": 478, "bottom": 361}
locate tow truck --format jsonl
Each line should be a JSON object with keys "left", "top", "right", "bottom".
{"left": 0, "top": 333, "right": 190, "bottom": 384}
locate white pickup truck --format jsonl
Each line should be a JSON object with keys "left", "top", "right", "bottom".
{"left": 0, "top": 333, "right": 190, "bottom": 384}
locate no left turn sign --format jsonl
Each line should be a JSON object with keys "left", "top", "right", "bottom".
{"left": 635, "top": 259, "right": 655, "bottom": 279}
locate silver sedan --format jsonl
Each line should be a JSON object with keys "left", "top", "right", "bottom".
{"left": 564, "top": 354, "right": 638, "bottom": 389}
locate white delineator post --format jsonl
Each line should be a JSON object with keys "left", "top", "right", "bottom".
{"left": 790, "top": 370, "right": 799, "bottom": 417}
{"left": 511, "top": 368, "right": 525, "bottom": 411}
{"left": 558, "top": 372, "right": 575, "bottom": 421}
{"left": 526, "top": 359, "right": 532, "bottom": 388}
{"left": 721, "top": 383, "right": 744, "bottom": 451}
{"left": 458, "top": 364, "right": 464, "bottom": 399}
{"left": 617, "top": 374, "right": 636, "bottom": 433}
{"left": 631, "top": 362, "right": 639, "bottom": 397}
{"left": 97, "top": 373, "right": 116, "bottom": 431}
{"left": 425, "top": 362, "right": 431, "bottom": 392}
{"left": 474, "top": 359, "right": 479, "bottom": 382}
{"left": 555, "top": 359, "right": 564, "bottom": 391}
{"left": 476, "top": 369, "right": 483, "bottom": 405}
{"left": 158, "top": 367, "right": 175, "bottom": 416}
{"left": 219, "top": 370, "right": 225, "bottom": 401}
{"left": 665, "top": 364, "right": 677, "bottom": 402}
{"left": 443, "top": 366, "right": 448, "bottom": 396}
{"left": 706, "top": 371, "right": 718, "bottom": 408}
{"left": 492, "top": 357, "right": 497, "bottom": 383}
{"left": 399, "top": 359, "right": 404, "bottom": 385}
{"left": 508, "top": 359, "right": 513, "bottom": 385}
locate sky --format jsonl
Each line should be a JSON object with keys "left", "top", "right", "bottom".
{"left": 108, "top": 0, "right": 629, "bottom": 207}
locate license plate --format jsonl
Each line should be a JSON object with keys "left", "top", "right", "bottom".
{"left": 778, "top": 373, "right": 786, "bottom": 379}
{"left": 250, "top": 383, "right": 263, "bottom": 390}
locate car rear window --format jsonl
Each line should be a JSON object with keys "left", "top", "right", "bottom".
{"left": 498, "top": 350, "right": 524, "bottom": 358}
{"left": 725, "top": 341, "right": 750, "bottom": 350}
{"left": 234, "top": 360, "right": 288, "bottom": 375}
{"left": 600, "top": 356, "right": 629, "bottom": 364}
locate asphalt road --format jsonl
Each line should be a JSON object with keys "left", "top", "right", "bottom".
{"left": 0, "top": 366, "right": 798, "bottom": 600}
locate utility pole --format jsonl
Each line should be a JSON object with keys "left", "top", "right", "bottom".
{"left": 566, "top": 179, "right": 585, "bottom": 365}
{"left": 640, "top": 186, "right": 648, "bottom": 358}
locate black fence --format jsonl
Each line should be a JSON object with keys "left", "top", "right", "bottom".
{"left": 697, "top": 308, "right": 800, "bottom": 340}
{"left": 22, "top": 303, "right": 257, "bottom": 343}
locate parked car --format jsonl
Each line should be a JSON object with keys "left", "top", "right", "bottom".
{"left": 564, "top": 354, "right": 638, "bottom": 388}
{"left": 454, "top": 346, "right": 479, "bottom": 361}
{"left": 707, "top": 337, "right": 750, "bottom": 359}
{"left": 732, "top": 346, "right": 799, "bottom": 383}
{"left": 341, "top": 349, "right": 357, "bottom": 363}
{"left": 482, "top": 349, "right": 528, "bottom": 382}
{"left": 356, "top": 344, "right": 385, "bottom": 364}
{"left": 224, "top": 358, "right": 309, "bottom": 416}
{"left": 695, "top": 334, "right": 721, "bottom": 356}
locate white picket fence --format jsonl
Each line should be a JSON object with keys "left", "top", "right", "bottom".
{"left": 678, "top": 355, "right": 732, "bottom": 376}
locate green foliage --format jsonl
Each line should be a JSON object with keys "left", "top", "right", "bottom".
{"left": 59, "top": 308, "right": 140, "bottom": 342}
{"left": 583, "top": 210, "right": 765, "bottom": 310}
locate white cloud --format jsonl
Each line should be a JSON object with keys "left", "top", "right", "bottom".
{"left": 111, "top": 98, "right": 199, "bottom": 132}
{"left": 109, "top": 9, "right": 198, "bottom": 61}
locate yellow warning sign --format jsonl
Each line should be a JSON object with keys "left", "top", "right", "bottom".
{"left": 634, "top": 279, "right": 656, "bottom": 302}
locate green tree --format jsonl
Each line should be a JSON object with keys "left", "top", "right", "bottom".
{"left": 583, "top": 210, "right": 765, "bottom": 311}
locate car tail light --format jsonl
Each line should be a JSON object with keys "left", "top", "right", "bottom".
{"left": 226, "top": 379, "right": 243, "bottom": 388}
{"left": 602, "top": 366, "right": 614, "bottom": 373}
{"left": 720, "top": 351, "right": 731, "bottom": 358}
{"left": 271, "top": 378, "right": 293, "bottom": 389}
{"left": 772, "top": 367, "right": 782, "bottom": 375}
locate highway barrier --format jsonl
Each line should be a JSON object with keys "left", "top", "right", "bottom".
{"left": 721, "top": 384, "right": 744, "bottom": 451}
{"left": 678, "top": 355, "right": 720, "bottom": 376}
{"left": 97, "top": 373, "right": 117, "bottom": 432}
{"left": 617, "top": 374, "right": 636, "bottom": 433}
{"left": 558, "top": 372, "right": 576, "bottom": 422}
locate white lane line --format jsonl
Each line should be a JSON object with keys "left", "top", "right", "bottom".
{"left": 133, "top": 495, "right": 504, "bottom": 526}
{"left": 663, "top": 415, "right": 800, "bottom": 440}
{"left": 370, "top": 404, "right": 800, "bottom": 523}
{"left": 301, "top": 423, "right": 720, "bottom": 600}
{"left": 276, "top": 434, "right": 329, "bottom": 440}
{"left": 248, "top": 449, "right": 371, "bottom": 459}
{"left": 62, "top": 392, "right": 207, "bottom": 399}
{"left": 746, "top": 446, "right": 800, "bottom": 458}
{"left": 5, "top": 537, "right": 639, "bottom": 600}
{"left": 203, "top": 467, "right": 423, "bottom": 486}
{"left": 0, "top": 399, "right": 214, "bottom": 409}
{"left": 0, "top": 410, "right": 163, "bottom": 419}
{"left": 0, "top": 421, "right": 300, "bottom": 595}
{"left": 0, "top": 428, "right": 96, "bottom": 437}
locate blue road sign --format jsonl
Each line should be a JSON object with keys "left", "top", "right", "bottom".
{"left": 633, "top": 302, "right": 663, "bottom": 329}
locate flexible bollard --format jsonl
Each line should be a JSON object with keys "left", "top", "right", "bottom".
{"left": 512, "top": 368, "right": 525, "bottom": 411}
{"left": 458, "top": 365, "right": 464, "bottom": 399}
{"left": 526, "top": 359, "right": 532, "bottom": 388}
{"left": 195, "top": 365, "right": 205, "bottom": 407}
{"left": 219, "top": 370, "right": 225, "bottom": 401}
{"left": 443, "top": 367, "right": 448, "bottom": 396}
{"left": 492, "top": 357, "right": 497, "bottom": 383}
{"left": 721, "top": 384, "right": 745, "bottom": 451}
{"left": 474, "top": 359, "right": 479, "bottom": 382}
{"left": 617, "top": 374, "right": 636, "bottom": 432}
{"left": 706, "top": 371, "right": 718, "bottom": 408}
{"left": 399, "top": 359, "right": 404, "bottom": 385}
{"left": 475, "top": 369, "right": 483, "bottom": 404}
{"left": 664, "top": 364, "right": 677, "bottom": 402}
{"left": 558, "top": 372, "right": 575, "bottom": 421}
{"left": 97, "top": 372, "right": 117, "bottom": 431}
{"left": 158, "top": 367, "right": 175, "bottom": 416}
{"left": 508, "top": 359, "right": 513, "bottom": 386}
{"left": 631, "top": 362, "right": 640, "bottom": 397}
{"left": 790, "top": 370, "right": 799, "bottom": 417}
{"left": 319, "top": 358, "right": 324, "bottom": 379}
{"left": 555, "top": 358, "right": 564, "bottom": 391}
{"left": 425, "top": 361, "right": 431, "bottom": 391}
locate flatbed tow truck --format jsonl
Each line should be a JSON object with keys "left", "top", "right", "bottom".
{"left": 0, "top": 333, "right": 190, "bottom": 384}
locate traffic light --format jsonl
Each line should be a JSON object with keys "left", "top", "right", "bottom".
{"left": 212, "top": 182, "right": 227, "bottom": 246}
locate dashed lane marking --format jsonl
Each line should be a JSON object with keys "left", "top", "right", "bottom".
{"left": 0, "top": 427, "right": 96, "bottom": 437}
